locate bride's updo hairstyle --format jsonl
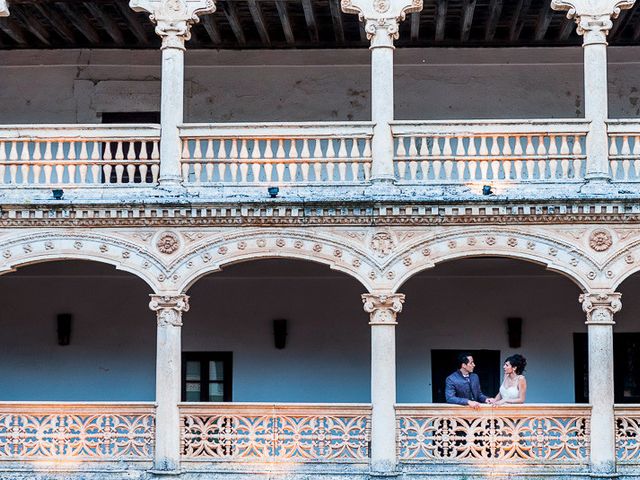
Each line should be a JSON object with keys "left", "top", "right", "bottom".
{"left": 505, "top": 354, "right": 527, "bottom": 375}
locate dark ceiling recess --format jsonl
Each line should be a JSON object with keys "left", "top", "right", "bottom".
{"left": 1, "top": 0, "right": 639, "bottom": 50}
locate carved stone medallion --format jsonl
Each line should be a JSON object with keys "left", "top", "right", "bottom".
{"left": 370, "top": 232, "right": 396, "bottom": 257}
{"left": 157, "top": 232, "right": 180, "bottom": 255}
{"left": 589, "top": 229, "right": 613, "bottom": 252}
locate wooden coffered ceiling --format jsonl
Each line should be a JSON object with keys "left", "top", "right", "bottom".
{"left": 1, "top": 0, "right": 640, "bottom": 50}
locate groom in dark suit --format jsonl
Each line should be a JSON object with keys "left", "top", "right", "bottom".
{"left": 445, "top": 353, "right": 492, "bottom": 409}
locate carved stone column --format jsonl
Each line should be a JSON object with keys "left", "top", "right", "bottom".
{"left": 130, "top": 0, "right": 216, "bottom": 188}
{"left": 579, "top": 292, "right": 621, "bottom": 474}
{"left": 362, "top": 293, "right": 405, "bottom": 474}
{"left": 149, "top": 294, "right": 190, "bottom": 472}
{"left": 0, "top": 1, "right": 9, "bottom": 16}
{"left": 551, "top": 1, "right": 635, "bottom": 190}
{"left": 342, "top": 0, "right": 423, "bottom": 184}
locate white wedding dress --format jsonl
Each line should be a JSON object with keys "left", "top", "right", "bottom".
{"left": 499, "top": 376, "right": 521, "bottom": 401}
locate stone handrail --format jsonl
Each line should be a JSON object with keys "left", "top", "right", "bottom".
{"left": 0, "top": 402, "right": 155, "bottom": 461}
{"left": 608, "top": 120, "right": 640, "bottom": 182}
{"left": 179, "top": 402, "right": 371, "bottom": 462}
{"left": 397, "top": 404, "right": 591, "bottom": 466}
{"left": 391, "top": 120, "right": 589, "bottom": 184}
{"left": 179, "top": 122, "right": 374, "bottom": 185}
{"left": 615, "top": 404, "right": 640, "bottom": 464}
{"left": 0, "top": 124, "right": 161, "bottom": 186}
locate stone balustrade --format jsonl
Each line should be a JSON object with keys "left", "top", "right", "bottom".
{"left": 2, "top": 121, "right": 640, "bottom": 192}
{"left": 0, "top": 125, "right": 160, "bottom": 187}
{"left": 180, "top": 403, "right": 371, "bottom": 463}
{"left": 397, "top": 404, "right": 591, "bottom": 469}
{"left": 0, "top": 402, "right": 638, "bottom": 474}
{"left": 392, "top": 120, "right": 590, "bottom": 184}
{"left": 179, "top": 123, "right": 374, "bottom": 185}
{"left": 0, "top": 402, "right": 155, "bottom": 463}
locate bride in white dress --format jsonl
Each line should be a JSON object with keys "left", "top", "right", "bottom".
{"left": 492, "top": 354, "right": 527, "bottom": 405}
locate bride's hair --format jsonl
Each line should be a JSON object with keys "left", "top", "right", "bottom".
{"left": 505, "top": 354, "right": 527, "bottom": 374}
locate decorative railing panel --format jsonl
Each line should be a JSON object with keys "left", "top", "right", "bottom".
{"left": 392, "top": 120, "right": 588, "bottom": 184}
{"left": 0, "top": 125, "right": 160, "bottom": 186}
{"left": 397, "top": 405, "right": 590, "bottom": 465}
{"left": 608, "top": 121, "right": 640, "bottom": 182}
{"left": 615, "top": 406, "right": 640, "bottom": 463}
{"left": 180, "top": 123, "right": 373, "bottom": 185}
{"left": 0, "top": 402, "right": 155, "bottom": 461}
{"left": 180, "top": 403, "right": 371, "bottom": 462}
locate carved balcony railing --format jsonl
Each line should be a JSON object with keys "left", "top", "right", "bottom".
{"left": 392, "top": 120, "right": 589, "bottom": 185}
{"left": 397, "top": 405, "right": 591, "bottom": 468}
{"left": 0, "top": 402, "right": 155, "bottom": 463}
{"left": 179, "top": 123, "right": 373, "bottom": 186}
{"left": 0, "top": 125, "right": 160, "bottom": 187}
{"left": 180, "top": 403, "right": 371, "bottom": 464}
{"left": 615, "top": 405, "right": 640, "bottom": 464}
{"left": 608, "top": 121, "right": 640, "bottom": 182}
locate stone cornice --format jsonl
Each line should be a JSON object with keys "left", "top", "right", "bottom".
{"left": 1, "top": 201, "right": 640, "bottom": 227}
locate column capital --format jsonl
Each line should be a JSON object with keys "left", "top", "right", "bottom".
{"left": 362, "top": 293, "right": 405, "bottom": 325}
{"left": 149, "top": 294, "right": 190, "bottom": 327}
{"left": 551, "top": 0, "right": 635, "bottom": 43}
{"left": 579, "top": 292, "right": 621, "bottom": 325}
{"left": 341, "top": 0, "right": 423, "bottom": 47}
{"left": 0, "top": 0, "right": 9, "bottom": 17}
{"left": 130, "top": 0, "right": 216, "bottom": 50}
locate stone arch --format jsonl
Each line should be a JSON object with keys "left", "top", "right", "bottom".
{"left": 169, "top": 228, "right": 377, "bottom": 293}
{"left": 0, "top": 231, "right": 166, "bottom": 292}
{"left": 385, "top": 227, "right": 597, "bottom": 293}
{"left": 606, "top": 239, "right": 640, "bottom": 291}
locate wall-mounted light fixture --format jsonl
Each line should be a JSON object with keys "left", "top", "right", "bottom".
{"left": 52, "top": 189, "right": 64, "bottom": 200}
{"left": 268, "top": 186, "right": 279, "bottom": 198}
{"left": 507, "top": 317, "right": 522, "bottom": 348}
{"left": 57, "top": 313, "right": 72, "bottom": 346}
{"left": 273, "top": 319, "right": 287, "bottom": 349}
{"left": 482, "top": 185, "right": 493, "bottom": 196}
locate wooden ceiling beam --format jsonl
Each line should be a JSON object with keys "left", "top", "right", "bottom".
{"left": 200, "top": 14, "right": 222, "bottom": 44}
{"left": 56, "top": 2, "right": 101, "bottom": 44}
{"left": 83, "top": 2, "right": 125, "bottom": 46}
{"left": 557, "top": 16, "right": 574, "bottom": 40}
{"left": 33, "top": 3, "right": 76, "bottom": 44}
{"left": 609, "top": 8, "right": 632, "bottom": 41}
{"left": 534, "top": 5, "right": 554, "bottom": 41}
{"left": 12, "top": 6, "right": 51, "bottom": 45}
{"left": 509, "top": 0, "right": 531, "bottom": 42}
{"left": 485, "top": 0, "right": 503, "bottom": 41}
{"left": 435, "top": 0, "right": 447, "bottom": 41}
{"left": 411, "top": 12, "right": 420, "bottom": 41}
{"left": 221, "top": 0, "right": 247, "bottom": 46}
{"left": 247, "top": 0, "right": 271, "bottom": 46}
{"left": 329, "top": 0, "right": 345, "bottom": 44}
{"left": 301, "top": 0, "right": 319, "bottom": 43}
{"left": 275, "top": 0, "right": 295, "bottom": 45}
{"left": 113, "top": 1, "right": 150, "bottom": 45}
{"left": 460, "top": 0, "right": 476, "bottom": 42}
{"left": 0, "top": 17, "right": 28, "bottom": 45}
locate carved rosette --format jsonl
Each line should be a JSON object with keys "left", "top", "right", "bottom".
{"left": 551, "top": 0, "right": 635, "bottom": 42}
{"left": 0, "top": 0, "right": 8, "bottom": 17}
{"left": 157, "top": 231, "right": 180, "bottom": 254}
{"left": 589, "top": 229, "right": 613, "bottom": 252}
{"left": 149, "top": 294, "right": 190, "bottom": 327}
{"left": 362, "top": 293, "right": 405, "bottom": 325}
{"left": 341, "top": 0, "right": 423, "bottom": 45}
{"left": 130, "top": 0, "right": 216, "bottom": 49}
{"left": 579, "top": 292, "right": 622, "bottom": 325}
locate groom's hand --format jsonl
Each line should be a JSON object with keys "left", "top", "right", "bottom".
{"left": 467, "top": 400, "right": 481, "bottom": 409}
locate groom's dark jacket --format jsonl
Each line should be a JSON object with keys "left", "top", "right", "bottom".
{"left": 445, "top": 370, "right": 488, "bottom": 405}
